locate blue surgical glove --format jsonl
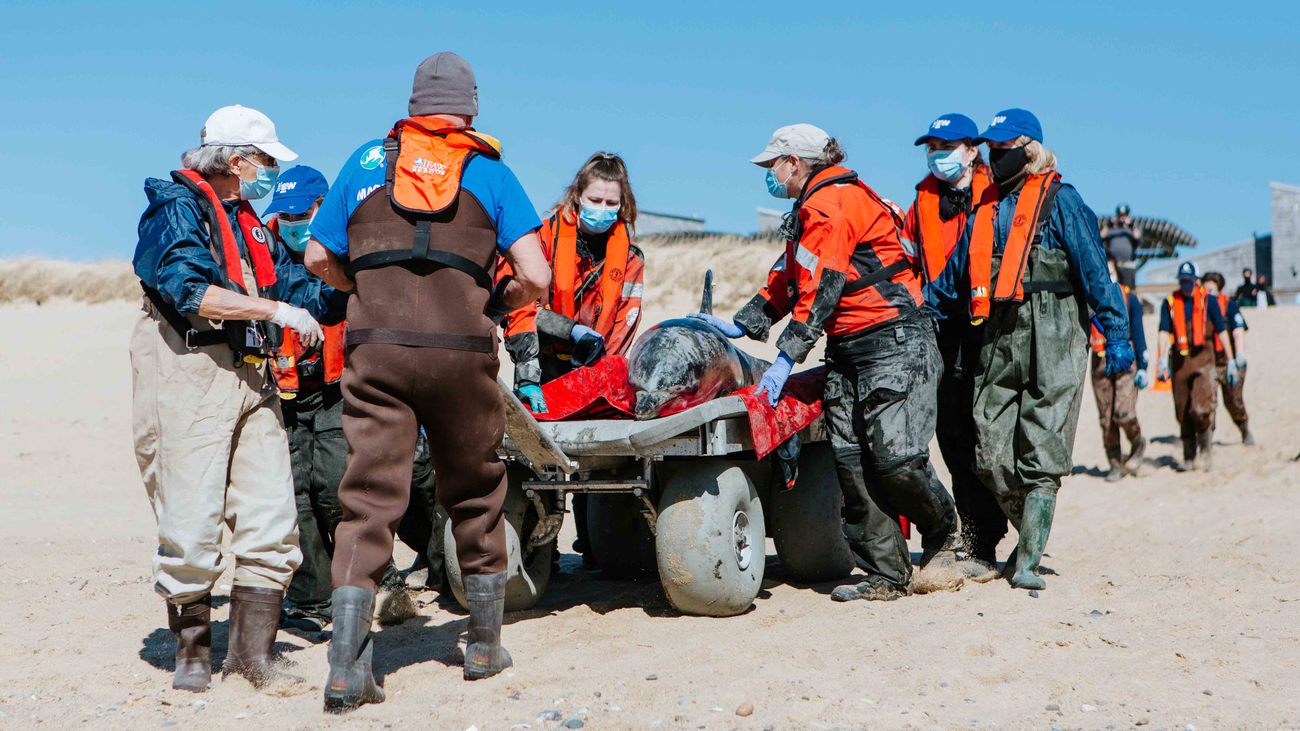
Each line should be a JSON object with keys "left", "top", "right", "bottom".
{"left": 1226, "top": 358, "right": 1239, "bottom": 387}
{"left": 1104, "top": 339, "right": 1135, "bottom": 378}
{"left": 517, "top": 384, "right": 548, "bottom": 413}
{"left": 570, "top": 324, "right": 606, "bottom": 366}
{"left": 1134, "top": 370, "right": 1150, "bottom": 390}
{"left": 757, "top": 353, "right": 795, "bottom": 407}
{"left": 687, "top": 312, "right": 745, "bottom": 339}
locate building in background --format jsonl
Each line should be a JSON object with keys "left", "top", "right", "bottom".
{"left": 635, "top": 211, "right": 706, "bottom": 236}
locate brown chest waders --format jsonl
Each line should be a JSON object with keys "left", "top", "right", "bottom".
{"left": 330, "top": 188, "right": 508, "bottom": 594}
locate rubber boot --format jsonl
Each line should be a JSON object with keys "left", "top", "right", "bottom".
{"left": 324, "top": 587, "right": 385, "bottom": 713}
{"left": 167, "top": 596, "right": 212, "bottom": 692}
{"left": 1104, "top": 448, "right": 1124, "bottom": 482}
{"left": 1240, "top": 424, "right": 1256, "bottom": 446}
{"left": 1177, "top": 437, "right": 1197, "bottom": 472}
{"left": 830, "top": 575, "right": 911, "bottom": 602}
{"left": 1196, "top": 430, "right": 1214, "bottom": 471}
{"left": 463, "top": 572, "right": 513, "bottom": 680}
{"left": 222, "top": 586, "right": 284, "bottom": 688}
{"left": 1124, "top": 436, "right": 1146, "bottom": 473}
{"left": 915, "top": 533, "right": 964, "bottom": 593}
{"left": 1009, "top": 489, "right": 1056, "bottom": 590}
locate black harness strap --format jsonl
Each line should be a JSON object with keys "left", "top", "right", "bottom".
{"left": 141, "top": 284, "right": 226, "bottom": 349}
{"left": 345, "top": 248, "right": 493, "bottom": 290}
{"left": 842, "top": 259, "right": 910, "bottom": 296}
{"left": 346, "top": 327, "right": 494, "bottom": 353}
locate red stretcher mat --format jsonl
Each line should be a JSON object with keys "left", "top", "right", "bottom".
{"left": 527, "top": 354, "right": 824, "bottom": 460}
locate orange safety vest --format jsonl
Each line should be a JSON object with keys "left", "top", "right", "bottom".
{"left": 172, "top": 168, "right": 278, "bottom": 293}
{"left": 967, "top": 172, "right": 1061, "bottom": 323}
{"left": 1212, "top": 292, "right": 1230, "bottom": 354}
{"left": 544, "top": 214, "right": 633, "bottom": 339}
{"left": 914, "top": 167, "right": 993, "bottom": 283}
{"left": 1090, "top": 283, "right": 1131, "bottom": 354}
{"left": 1167, "top": 286, "right": 1207, "bottom": 356}
{"left": 261, "top": 219, "right": 347, "bottom": 396}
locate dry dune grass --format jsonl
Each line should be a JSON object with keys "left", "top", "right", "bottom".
{"left": 0, "top": 258, "right": 137, "bottom": 305}
{"left": 0, "top": 233, "right": 785, "bottom": 312}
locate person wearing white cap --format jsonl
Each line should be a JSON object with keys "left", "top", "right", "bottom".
{"left": 693, "top": 123, "right": 962, "bottom": 602}
{"left": 131, "top": 104, "right": 348, "bottom": 693}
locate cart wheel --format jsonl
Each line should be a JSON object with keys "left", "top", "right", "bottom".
{"left": 445, "top": 465, "right": 554, "bottom": 612}
{"left": 655, "top": 459, "right": 765, "bottom": 616}
{"left": 770, "top": 442, "right": 855, "bottom": 582}
{"left": 586, "top": 493, "right": 658, "bottom": 578}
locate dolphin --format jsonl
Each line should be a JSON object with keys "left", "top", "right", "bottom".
{"left": 627, "top": 270, "right": 771, "bottom": 419}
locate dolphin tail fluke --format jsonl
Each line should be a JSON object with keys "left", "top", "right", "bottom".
{"left": 700, "top": 269, "right": 714, "bottom": 315}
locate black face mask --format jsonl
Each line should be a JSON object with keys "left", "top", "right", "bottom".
{"left": 988, "top": 145, "right": 1029, "bottom": 186}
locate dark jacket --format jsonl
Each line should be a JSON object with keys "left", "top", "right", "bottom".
{"left": 133, "top": 177, "right": 345, "bottom": 320}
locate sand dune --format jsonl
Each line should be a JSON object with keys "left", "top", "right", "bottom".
{"left": 1, "top": 258, "right": 1297, "bottom": 729}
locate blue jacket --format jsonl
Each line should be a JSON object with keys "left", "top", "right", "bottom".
{"left": 133, "top": 177, "right": 346, "bottom": 321}
{"left": 1123, "top": 288, "right": 1148, "bottom": 370}
{"left": 924, "top": 181, "right": 1129, "bottom": 343}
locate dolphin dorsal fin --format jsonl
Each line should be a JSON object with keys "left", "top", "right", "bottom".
{"left": 700, "top": 269, "right": 714, "bottom": 315}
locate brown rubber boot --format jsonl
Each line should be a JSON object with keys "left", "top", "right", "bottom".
{"left": 222, "top": 586, "right": 285, "bottom": 688}
{"left": 167, "top": 596, "right": 212, "bottom": 692}
{"left": 1240, "top": 424, "right": 1256, "bottom": 446}
{"left": 463, "top": 572, "right": 513, "bottom": 680}
{"left": 1124, "top": 436, "right": 1146, "bottom": 474}
{"left": 1177, "top": 437, "right": 1197, "bottom": 472}
{"left": 1104, "top": 448, "right": 1124, "bottom": 482}
{"left": 1196, "top": 431, "right": 1214, "bottom": 471}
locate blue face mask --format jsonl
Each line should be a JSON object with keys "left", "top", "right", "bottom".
{"left": 579, "top": 204, "right": 619, "bottom": 233}
{"left": 765, "top": 165, "right": 792, "bottom": 199}
{"left": 278, "top": 217, "right": 312, "bottom": 252}
{"left": 239, "top": 158, "right": 280, "bottom": 200}
{"left": 926, "top": 148, "right": 969, "bottom": 183}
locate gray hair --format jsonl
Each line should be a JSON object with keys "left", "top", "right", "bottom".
{"left": 180, "top": 144, "right": 260, "bottom": 176}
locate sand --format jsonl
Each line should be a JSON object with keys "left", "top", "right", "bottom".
{"left": 1, "top": 289, "right": 1298, "bottom": 729}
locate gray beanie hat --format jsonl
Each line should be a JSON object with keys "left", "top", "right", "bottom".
{"left": 409, "top": 52, "right": 479, "bottom": 117}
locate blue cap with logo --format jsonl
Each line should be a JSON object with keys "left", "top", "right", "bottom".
{"left": 913, "top": 113, "right": 980, "bottom": 146}
{"left": 977, "top": 108, "right": 1043, "bottom": 144}
{"left": 264, "top": 165, "right": 329, "bottom": 216}
{"left": 1177, "top": 261, "right": 1199, "bottom": 280}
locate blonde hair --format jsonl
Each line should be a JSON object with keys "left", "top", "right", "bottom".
{"left": 1021, "top": 136, "right": 1057, "bottom": 175}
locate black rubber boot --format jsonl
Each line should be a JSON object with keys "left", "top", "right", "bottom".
{"left": 222, "top": 586, "right": 285, "bottom": 688}
{"left": 324, "top": 587, "right": 384, "bottom": 713}
{"left": 1240, "top": 425, "right": 1256, "bottom": 446}
{"left": 1104, "top": 448, "right": 1124, "bottom": 482}
{"left": 1178, "top": 437, "right": 1197, "bottom": 472}
{"left": 463, "top": 572, "right": 513, "bottom": 680}
{"left": 1009, "top": 489, "right": 1056, "bottom": 590}
{"left": 167, "top": 596, "right": 212, "bottom": 692}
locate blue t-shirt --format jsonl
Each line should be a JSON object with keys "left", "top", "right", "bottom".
{"left": 312, "top": 138, "right": 541, "bottom": 257}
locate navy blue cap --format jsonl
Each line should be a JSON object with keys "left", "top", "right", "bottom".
{"left": 1177, "top": 261, "right": 1199, "bottom": 280}
{"left": 913, "top": 113, "right": 980, "bottom": 146}
{"left": 977, "top": 108, "right": 1043, "bottom": 144}
{"left": 265, "top": 165, "right": 329, "bottom": 216}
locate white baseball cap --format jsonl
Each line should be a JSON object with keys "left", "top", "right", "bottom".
{"left": 200, "top": 104, "right": 298, "bottom": 162}
{"left": 751, "top": 123, "right": 831, "bottom": 165}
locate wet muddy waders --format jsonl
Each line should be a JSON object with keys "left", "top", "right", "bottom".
{"left": 972, "top": 247, "right": 1088, "bottom": 590}
{"left": 824, "top": 311, "right": 960, "bottom": 601}
{"left": 1090, "top": 357, "right": 1145, "bottom": 481}
{"left": 1171, "top": 346, "right": 1218, "bottom": 470}
{"left": 325, "top": 129, "right": 514, "bottom": 710}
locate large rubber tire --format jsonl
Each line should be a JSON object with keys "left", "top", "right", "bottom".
{"left": 445, "top": 466, "right": 554, "bottom": 612}
{"left": 655, "top": 459, "right": 765, "bottom": 617}
{"left": 586, "top": 493, "right": 658, "bottom": 578}
{"left": 770, "top": 442, "right": 855, "bottom": 582}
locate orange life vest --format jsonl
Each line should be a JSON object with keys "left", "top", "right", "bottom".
{"left": 261, "top": 218, "right": 347, "bottom": 396}
{"left": 543, "top": 214, "right": 633, "bottom": 339}
{"left": 1212, "top": 292, "right": 1230, "bottom": 354}
{"left": 914, "top": 167, "right": 993, "bottom": 283}
{"left": 1090, "top": 283, "right": 1131, "bottom": 354}
{"left": 172, "top": 168, "right": 277, "bottom": 293}
{"left": 1167, "top": 286, "right": 1207, "bottom": 356}
{"left": 967, "top": 172, "right": 1061, "bottom": 323}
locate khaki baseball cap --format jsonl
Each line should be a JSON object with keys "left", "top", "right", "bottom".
{"left": 200, "top": 104, "right": 298, "bottom": 162}
{"left": 751, "top": 123, "right": 830, "bottom": 165}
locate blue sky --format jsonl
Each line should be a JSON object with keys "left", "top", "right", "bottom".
{"left": 1, "top": 1, "right": 1296, "bottom": 261}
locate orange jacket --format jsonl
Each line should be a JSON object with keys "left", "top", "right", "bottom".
{"left": 967, "top": 172, "right": 1061, "bottom": 323}
{"left": 1167, "top": 286, "right": 1208, "bottom": 356}
{"left": 904, "top": 167, "right": 993, "bottom": 283}
{"left": 500, "top": 213, "right": 645, "bottom": 357}
{"left": 739, "top": 166, "right": 921, "bottom": 362}
{"left": 263, "top": 217, "right": 347, "bottom": 395}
